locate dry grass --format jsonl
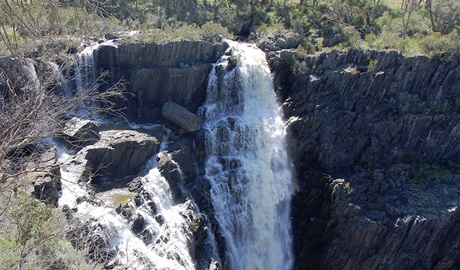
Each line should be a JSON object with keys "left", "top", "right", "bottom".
{"left": 383, "top": 0, "right": 403, "bottom": 10}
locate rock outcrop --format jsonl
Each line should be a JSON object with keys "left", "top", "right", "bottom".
{"left": 271, "top": 49, "right": 460, "bottom": 170}
{"left": 270, "top": 49, "right": 460, "bottom": 270}
{"left": 319, "top": 177, "right": 459, "bottom": 270}
{"left": 25, "top": 147, "right": 61, "bottom": 206}
{"left": 85, "top": 129, "right": 166, "bottom": 188}
{"left": 94, "top": 41, "right": 227, "bottom": 124}
{"left": 62, "top": 117, "right": 100, "bottom": 147}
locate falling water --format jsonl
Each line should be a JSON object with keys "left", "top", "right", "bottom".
{"left": 74, "top": 43, "right": 98, "bottom": 91}
{"left": 200, "top": 41, "right": 294, "bottom": 270}
{"left": 48, "top": 61, "right": 72, "bottom": 97}
{"left": 73, "top": 40, "right": 116, "bottom": 120}
{"left": 21, "top": 59, "right": 41, "bottom": 98}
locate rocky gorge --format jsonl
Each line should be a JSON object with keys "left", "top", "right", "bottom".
{"left": 20, "top": 39, "right": 460, "bottom": 269}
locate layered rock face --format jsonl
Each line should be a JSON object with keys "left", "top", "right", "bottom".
{"left": 270, "top": 49, "right": 460, "bottom": 269}
{"left": 94, "top": 41, "right": 227, "bottom": 124}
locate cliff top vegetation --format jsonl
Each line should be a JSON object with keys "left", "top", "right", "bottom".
{"left": 0, "top": 0, "right": 458, "bottom": 57}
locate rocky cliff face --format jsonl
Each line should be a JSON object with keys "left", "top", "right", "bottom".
{"left": 27, "top": 40, "right": 459, "bottom": 269}
{"left": 94, "top": 41, "right": 227, "bottom": 124}
{"left": 269, "top": 49, "right": 460, "bottom": 269}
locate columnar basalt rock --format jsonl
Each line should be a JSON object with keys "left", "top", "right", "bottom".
{"left": 269, "top": 49, "right": 460, "bottom": 270}
{"left": 94, "top": 41, "right": 227, "bottom": 124}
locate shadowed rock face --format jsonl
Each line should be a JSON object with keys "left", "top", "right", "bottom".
{"left": 272, "top": 49, "right": 460, "bottom": 170}
{"left": 94, "top": 41, "right": 227, "bottom": 124}
{"left": 270, "top": 49, "right": 460, "bottom": 270}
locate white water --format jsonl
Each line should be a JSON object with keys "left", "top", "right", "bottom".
{"left": 200, "top": 41, "right": 294, "bottom": 270}
{"left": 74, "top": 40, "right": 117, "bottom": 120}
{"left": 57, "top": 126, "right": 196, "bottom": 269}
{"left": 74, "top": 41, "right": 116, "bottom": 91}
{"left": 21, "top": 59, "right": 41, "bottom": 99}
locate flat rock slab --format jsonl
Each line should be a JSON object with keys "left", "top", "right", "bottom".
{"left": 85, "top": 130, "right": 164, "bottom": 186}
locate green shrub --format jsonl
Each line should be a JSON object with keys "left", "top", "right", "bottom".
{"left": 420, "top": 31, "right": 460, "bottom": 56}
{"left": 0, "top": 191, "right": 98, "bottom": 270}
{"left": 200, "top": 22, "right": 233, "bottom": 43}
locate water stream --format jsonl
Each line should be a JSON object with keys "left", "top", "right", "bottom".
{"left": 199, "top": 41, "right": 294, "bottom": 270}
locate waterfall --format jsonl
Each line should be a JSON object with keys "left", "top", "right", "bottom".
{"left": 200, "top": 41, "right": 294, "bottom": 270}
{"left": 48, "top": 61, "right": 72, "bottom": 97}
{"left": 21, "top": 59, "right": 41, "bottom": 99}
{"left": 74, "top": 43, "right": 98, "bottom": 91}
{"left": 73, "top": 40, "right": 116, "bottom": 120}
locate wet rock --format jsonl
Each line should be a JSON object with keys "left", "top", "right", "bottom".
{"left": 140, "top": 228, "right": 153, "bottom": 244}
{"left": 157, "top": 152, "right": 185, "bottom": 201}
{"left": 66, "top": 220, "right": 115, "bottom": 264}
{"left": 115, "top": 204, "right": 133, "bottom": 218}
{"left": 209, "top": 258, "right": 220, "bottom": 270}
{"left": 155, "top": 214, "right": 165, "bottom": 225}
{"left": 127, "top": 177, "right": 143, "bottom": 192}
{"left": 147, "top": 201, "right": 157, "bottom": 214}
{"left": 131, "top": 214, "right": 145, "bottom": 234}
{"left": 133, "top": 194, "right": 143, "bottom": 207}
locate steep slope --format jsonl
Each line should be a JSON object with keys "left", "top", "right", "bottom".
{"left": 270, "top": 49, "right": 460, "bottom": 269}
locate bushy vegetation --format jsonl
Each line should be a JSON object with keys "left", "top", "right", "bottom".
{"left": 0, "top": 0, "right": 458, "bottom": 56}
{"left": 0, "top": 188, "right": 100, "bottom": 270}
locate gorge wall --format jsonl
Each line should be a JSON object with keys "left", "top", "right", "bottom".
{"left": 94, "top": 41, "right": 227, "bottom": 124}
{"left": 50, "top": 40, "right": 460, "bottom": 269}
{"left": 269, "top": 49, "right": 460, "bottom": 269}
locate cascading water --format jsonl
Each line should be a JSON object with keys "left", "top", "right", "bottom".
{"left": 58, "top": 131, "right": 196, "bottom": 270}
{"left": 21, "top": 59, "right": 41, "bottom": 98}
{"left": 200, "top": 41, "right": 294, "bottom": 270}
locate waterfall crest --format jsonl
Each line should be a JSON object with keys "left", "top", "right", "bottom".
{"left": 200, "top": 41, "right": 294, "bottom": 270}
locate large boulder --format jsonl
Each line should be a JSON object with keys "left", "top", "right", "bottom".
{"left": 85, "top": 129, "right": 166, "bottom": 188}
{"left": 161, "top": 100, "right": 201, "bottom": 132}
{"left": 62, "top": 117, "right": 100, "bottom": 147}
